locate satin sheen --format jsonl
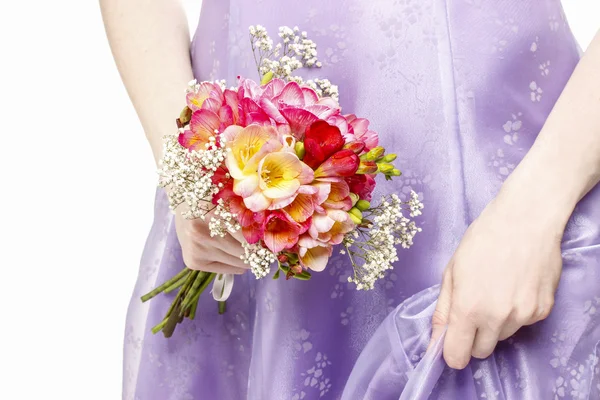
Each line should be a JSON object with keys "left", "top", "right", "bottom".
{"left": 123, "top": 1, "right": 600, "bottom": 399}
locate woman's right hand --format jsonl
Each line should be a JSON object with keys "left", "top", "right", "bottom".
{"left": 174, "top": 213, "right": 250, "bottom": 274}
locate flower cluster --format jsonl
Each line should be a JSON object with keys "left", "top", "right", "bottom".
{"left": 250, "top": 25, "right": 322, "bottom": 82}
{"left": 160, "top": 25, "right": 422, "bottom": 287}
{"left": 344, "top": 193, "right": 424, "bottom": 290}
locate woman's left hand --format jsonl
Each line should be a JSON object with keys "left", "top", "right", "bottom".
{"left": 429, "top": 187, "right": 565, "bottom": 370}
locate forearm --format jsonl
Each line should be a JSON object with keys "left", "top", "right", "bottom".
{"left": 500, "top": 29, "right": 600, "bottom": 230}
{"left": 100, "top": 0, "right": 194, "bottom": 164}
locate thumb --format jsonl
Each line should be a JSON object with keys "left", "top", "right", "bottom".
{"left": 428, "top": 266, "right": 453, "bottom": 352}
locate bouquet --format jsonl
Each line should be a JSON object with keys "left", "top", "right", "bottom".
{"left": 141, "top": 25, "right": 423, "bottom": 337}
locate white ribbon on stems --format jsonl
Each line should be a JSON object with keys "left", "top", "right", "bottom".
{"left": 211, "top": 273, "right": 234, "bottom": 301}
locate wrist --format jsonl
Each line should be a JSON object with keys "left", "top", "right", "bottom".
{"left": 497, "top": 163, "right": 575, "bottom": 237}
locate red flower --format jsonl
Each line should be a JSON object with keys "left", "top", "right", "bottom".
{"left": 302, "top": 120, "right": 346, "bottom": 169}
{"left": 345, "top": 174, "right": 376, "bottom": 201}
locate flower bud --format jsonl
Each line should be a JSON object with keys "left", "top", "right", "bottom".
{"left": 390, "top": 168, "right": 402, "bottom": 176}
{"left": 261, "top": 71, "right": 274, "bottom": 85}
{"left": 179, "top": 106, "right": 192, "bottom": 126}
{"left": 356, "top": 161, "right": 378, "bottom": 174}
{"left": 349, "top": 212, "right": 362, "bottom": 225}
{"left": 349, "top": 207, "right": 363, "bottom": 220}
{"left": 365, "top": 146, "right": 385, "bottom": 161}
{"left": 344, "top": 141, "right": 366, "bottom": 154}
{"left": 356, "top": 199, "right": 371, "bottom": 211}
{"left": 377, "top": 163, "right": 394, "bottom": 173}
{"left": 349, "top": 192, "right": 360, "bottom": 206}
{"left": 277, "top": 254, "right": 289, "bottom": 263}
{"left": 294, "top": 141, "right": 306, "bottom": 159}
{"left": 382, "top": 153, "right": 397, "bottom": 162}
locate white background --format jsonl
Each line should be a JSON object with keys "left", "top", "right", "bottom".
{"left": 0, "top": 1, "right": 597, "bottom": 399}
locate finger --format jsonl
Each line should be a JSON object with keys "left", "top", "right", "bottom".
{"left": 443, "top": 306, "right": 477, "bottom": 369}
{"left": 193, "top": 232, "right": 244, "bottom": 258}
{"left": 209, "top": 249, "right": 249, "bottom": 270}
{"left": 471, "top": 327, "right": 500, "bottom": 359}
{"left": 498, "top": 321, "right": 520, "bottom": 341}
{"left": 217, "top": 235, "right": 246, "bottom": 258}
{"left": 428, "top": 267, "right": 453, "bottom": 351}
{"left": 187, "top": 261, "right": 247, "bottom": 275}
{"left": 230, "top": 229, "right": 246, "bottom": 244}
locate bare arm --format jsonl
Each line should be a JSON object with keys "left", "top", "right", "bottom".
{"left": 432, "top": 29, "right": 600, "bottom": 370}
{"left": 100, "top": 1, "right": 248, "bottom": 275}
{"left": 99, "top": 0, "right": 194, "bottom": 164}
{"left": 502, "top": 28, "right": 600, "bottom": 228}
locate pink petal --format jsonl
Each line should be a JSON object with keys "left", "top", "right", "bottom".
{"left": 311, "top": 213, "right": 335, "bottom": 234}
{"left": 298, "top": 162, "right": 315, "bottom": 185}
{"left": 268, "top": 193, "right": 298, "bottom": 210}
{"left": 312, "top": 182, "right": 332, "bottom": 205}
{"left": 258, "top": 97, "right": 286, "bottom": 123}
{"left": 325, "top": 115, "right": 350, "bottom": 136}
{"left": 218, "top": 105, "right": 234, "bottom": 127}
{"left": 305, "top": 104, "right": 339, "bottom": 120}
{"left": 243, "top": 190, "right": 271, "bottom": 212}
{"left": 280, "top": 108, "right": 319, "bottom": 140}
{"left": 263, "top": 212, "right": 301, "bottom": 253}
{"left": 284, "top": 193, "right": 314, "bottom": 223}
{"left": 239, "top": 98, "right": 273, "bottom": 126}
{"left": 179, "top": 109, "right": 221, "bottom": 150}
{"left": 202, "top": 97, "right": 222, "bottom": 114}
{"left": 242, "top": 225, "right": 262, "bottom": 244}
{"left": 302, "top": 87, "right": 319, "bottom": 105}
{"left": 298, "top": 185, "right": 319, "bottom": 195}
{"left": 314, "top": 150, "right": 360, "bottom": 178}
{"left": 262, "top": 78, "right": 286, "bottom": 97}
{"left": 273, "top": 81, "right": 305, "bottom": 106}
{"left": 317, "top": 97, "right": 341, "bottom": 108}
{"left": 233, "top": 175, "right": 259, "bottom": 197}
{"left": 221, "top": 125, "right": 244, "bottom": 145}
{"left": 299, "top": 245, "right": 332, "bottom": 272}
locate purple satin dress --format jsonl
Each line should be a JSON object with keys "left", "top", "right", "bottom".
{"left": 123, "top": 1, "right": 600, "bottom": 399}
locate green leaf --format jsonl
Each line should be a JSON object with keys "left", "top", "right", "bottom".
{"left": 293, "top": 270, "right": 312, "bottom": 280}
{"left": 273, "top": 269, "right": 281, "bottom": 280}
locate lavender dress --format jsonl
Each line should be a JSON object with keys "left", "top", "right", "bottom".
{"left": 123, "top": 1, "right": 600, "bottom": 399}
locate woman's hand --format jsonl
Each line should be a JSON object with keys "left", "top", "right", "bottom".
{"left": 428, "top": 30, "right": 600, "bottom": 369}
{"left": 429, "top": 187, "right": 565, "bottom": 369}
{"left": 175, "top": 212, "right": 249, "bottom": 274}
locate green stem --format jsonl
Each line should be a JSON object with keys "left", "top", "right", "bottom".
{"left": 218, "top": 301, "right": 226, "bottom": 314}
{"left": 141, "top": 267, "right": 189, "bottom": 302}
{"left": 161, "top": 271, "right": 198, "bottom": 337}
{"left": 164, "top": 274, "right": 188, "bottom": 294}
{"left": 189, "top": 294, "right": 200, "bottom": 320}
{"left": 180, "top": 271, "right": 205, "bottom": 312}
{"left": 184, "top": 273, "right": 216, "bottom": 310}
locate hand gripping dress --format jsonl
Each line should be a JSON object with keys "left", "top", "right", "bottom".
{"left": 123, "top": 1, "right": 600, "bottom": 399}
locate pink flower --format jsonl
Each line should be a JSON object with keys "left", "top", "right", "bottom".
{"left": 186, "top": 82, "right": 224, "bottom": 112}
{"left": 262, "top": 211, "right": 308, "bottom": 253}
{"left": 236, "top": 77, "right": 342, "bottom": 140}
{"left": 321, "top": 180, "right": 353, "bottom": 211}
{"left": 345, "top": 114, "right": 379, "bottom": 151}
{"left": 178, "top": 109, "right": 221, "bottom": 151}
{"left": 297, "top": 235, "right": 333, "bottom": 272}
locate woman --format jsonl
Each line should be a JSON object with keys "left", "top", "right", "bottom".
{"left": 101, "top": 0, "right": 600, "bottom": 398}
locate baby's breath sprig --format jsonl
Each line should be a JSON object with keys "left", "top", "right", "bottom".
{"left": 241, "top": 242, "right": 278, "bottom": 279}
{"left": 157, "top": 134, "right": 228, "bottom": 220}
{"left": 249, "top": 25, "right": 327, "bottom": 87}
{"left": 344, "top": 191, "right": 424, "bottom": 290}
